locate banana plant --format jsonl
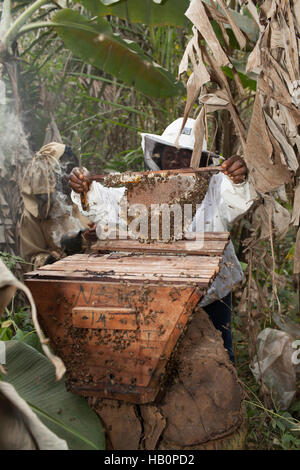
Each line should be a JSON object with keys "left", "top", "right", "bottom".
{"left": 77, "top": 0, "right": 192, "bottom": 28}
{"left": 78, "top": 0, "right": 258, "bottom": 41}
{"left": 0, "top": 0, "right": 183, "bottom": 98}
{"left": 0, "top": 1, "right": 259, "bottom": 98}
{"left": 2, "top": 341, "right": 106, "bottom": 450}
{"left": 76, "top": 0, "right": 259, "bottom": 92}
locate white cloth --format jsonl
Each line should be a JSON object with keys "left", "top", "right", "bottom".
{"left": 72, "top": 173, "right": 254, "bottom": 306}
{"left": 71, "top": 181, "right": 126, "bottom": 238}
{"left": 189, "top": 172, "right": 253, "bottom": 306}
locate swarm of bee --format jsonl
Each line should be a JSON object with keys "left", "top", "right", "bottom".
{"left": 114, "top": 172, "right": 211, "bottom": 243}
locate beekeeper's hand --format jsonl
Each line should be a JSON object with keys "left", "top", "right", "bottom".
{"left": 221, "top": 156, "right": 247, "bottom": 184}
{"left": 82, "top": 223, "right": 98, "bottom": 242}
{"left": 68, "top": 167, "right": 91, "bottom": 193}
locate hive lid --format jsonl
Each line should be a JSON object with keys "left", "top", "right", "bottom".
{"left": 24, "top": 233, "right": 229, "bottom": 286}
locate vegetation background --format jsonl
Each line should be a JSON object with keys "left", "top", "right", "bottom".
{"left": 0, "top": 0, "right": 299, "bottom": 449}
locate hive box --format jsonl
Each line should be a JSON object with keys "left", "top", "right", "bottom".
{"left": 24, "top": 233, "right": 229, "bottom": 404}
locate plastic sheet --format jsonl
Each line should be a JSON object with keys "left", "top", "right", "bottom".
{"left": 250, "top": 328, "right": 299, "bottom": 410}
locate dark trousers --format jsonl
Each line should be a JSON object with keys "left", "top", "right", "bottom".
{"left": 203, "top": 294, "right": 234, "bottom": 363}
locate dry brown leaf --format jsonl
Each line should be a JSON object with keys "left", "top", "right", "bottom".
{"left": 207, "top": 0, "right": 230, "bottom": 49}
{"left": 291, "top": 180, "right": 300, "bottom": 226}
{"left": 0, "top": 259, "right": 66, "bottom": 381}
{"left": 200, "top": 92, "right": 229, "bottom": 109}
{"left": 183, "top": 37, "right": 210, "bottom": 116}
{"left": 201, "top": 47, "right": 247, "bottom": 146}
{"left": 268, "top": 197, "right": 291, "bottom": 239}
{"left": 226, "top": 102, "right": 247, "bottom": 151}
{"left": 276, "top": 104, "right": 300, "bottom": 142}
{"left": 252, "top": 197, "right": 290, "bottom": 240}
{"left": 244, "top": 92, "right": 291, "bottom": 193}
{"left": 294, "top": 0, "right": 300, "bottom": 32}
{"left": 259, "top": 0, "right": 277, "bottom": 21}
{"left": 215, "top": 0, "right": 246, "bottom": 50}
{"left": 178, "top": 37, "right": 193, "bottom": 76}
{"left": 185, "top": 0, "right": 230, "bottom": 67}
{"left": 177, "top": 30, "right": 210, "bottom": 146}
{"left": 264, "top": 112, "right": 299, "bottom": 172}
{"left": 266, "top": 50, "right": 294, "bottom": 98}
{"left": 270, "top": 20, "right": 285, "bottom": 49}
{"left": 278, "top": 11, "right": 297, "bottom": 84}
{"left": 294, "top": 227, "right": 300, "bottom": 275}
{"left": 273, "top": 184, "right": 288, "bottom": 203}
{"left": 246, "top": 37, "right": 262, "bottom": 74}
{"left": 238, "top": 0, "right": 261, "bottom": 30}
{"left": 232, "top": 67, "right": 245, "bottom": 97}
{"left": 190, "top": 106, "right": 206, "bottom": 168}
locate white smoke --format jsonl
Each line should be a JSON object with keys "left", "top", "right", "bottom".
{"left": 50, "top": 190, "right": 86, "bottom": 248}
{"left": 0, "top": 103, "right": 32, "bottom": 173}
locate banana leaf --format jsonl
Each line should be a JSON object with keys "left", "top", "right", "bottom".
{"left": 222, "top": 66, "right": 257, "bottom": 92}
{"left": 79, "top": 0, "right": 258, "bottom": 41}
{"left": 78, "top": 0, "right": 191, "bottom": 27}
{"left": 52, "top": 9, "right": 183, "bottom": 98}
{"left": 3, "top": 341, "right": 105, "bottom": 450}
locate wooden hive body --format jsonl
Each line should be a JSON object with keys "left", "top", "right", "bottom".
{"left": 24, "top": 233, "right": 229, "bottom": 404}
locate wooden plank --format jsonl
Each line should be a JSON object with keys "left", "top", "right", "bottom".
{"left": 91, "top": 165, "right": 222, "bottom": 183}
{"left": 39, "top": 254, "right": 220, "bottom": 271}
{"left": 25, "top": 271, "right": 214, "bottom": 286}
{"left": 72, "top": 307, "right": 137, "bottom": 330}
{"left": 36, "top": 259, "right": 220, "bottom": 276}
{"left": 39, "top": 253, "right": 221, "bottom": 264}
{"left": 25, "top": 252, "right": 222, "bottom": 285}
{"left": 91, "top": 238, "right": 229, "bottom": 255}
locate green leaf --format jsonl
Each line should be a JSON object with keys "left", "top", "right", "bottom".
{"left": 52, "top": 9, "right": 183, "bottom": 98}
{"left": 13, "top": 329, "right": 44, "bottom": 355}
{"left": 4, "top": 341, "right": 105, "bottom": 450}
{"left": 240, "top": 262, "right": 248, "bottom": 272}
{"left": 0, "top": 327, "right": 13, "bottom": 341}
{"left": 1, "top": 320, "right": 13, "bottom": 329}
{"left": 222, "top": 64, "right": 257, "bottom": 92}
{"left": 281, "top": 433, "right": 295, "bottom": 448}
{"left": 229, "top": 8, "right": 259, "bottom": 43}
{"left": 203, "top": 0, "right": 259, "bottom": 43}
{"left": 78, "top": 0, "right": 191, "bottom": 28}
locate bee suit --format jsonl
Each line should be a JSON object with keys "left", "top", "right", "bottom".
{"left": 20, "top": 142, "right": 89, "bottom": 270}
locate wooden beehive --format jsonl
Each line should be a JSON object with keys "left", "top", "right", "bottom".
{"left": 24, "top": 232, "right": 229, "bottom": 404}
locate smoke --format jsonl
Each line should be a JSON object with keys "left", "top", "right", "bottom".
{"left": 50, "top": 185, "right": 86, "bottom": 248}
{"left": 0, "top": 81, "right": 32, "bottom": 254}
{"left": 0, "top": 105, "right": 32, "bottom": 174}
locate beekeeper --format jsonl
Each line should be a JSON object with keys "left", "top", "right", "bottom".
{"left": 19, "top": 142, "right": 92, "bottom": 270}
{"left": 69, "top": 118, "right": 253, "bottom": 363}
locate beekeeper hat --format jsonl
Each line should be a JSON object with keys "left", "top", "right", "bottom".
{"left": 141, "top": 117, "right": 208, "bottom": 151}
{"left": 141, "top": 117, "right": 207, "bottom": 170}
{"left": 37, "top": 142, "right": 66, "bottom": 160}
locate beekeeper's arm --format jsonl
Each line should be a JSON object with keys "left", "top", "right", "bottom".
{"left": 69, "top": 167, "right": 125, "bottom": 237}
{"left": 216, "top": 155, "right": 253, "bottom": 228}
